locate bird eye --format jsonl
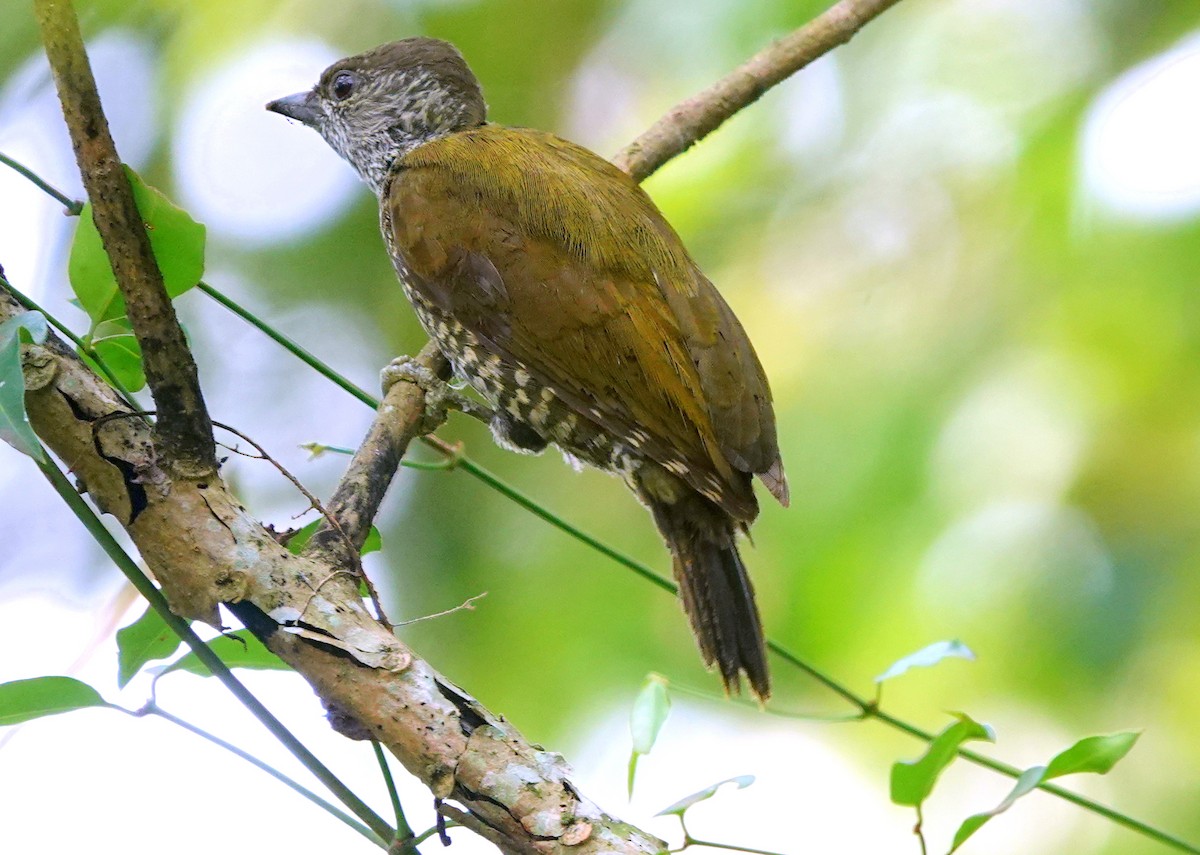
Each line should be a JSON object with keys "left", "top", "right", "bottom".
{"left": 331, "top": 71, "right": 356, "bottom": 101}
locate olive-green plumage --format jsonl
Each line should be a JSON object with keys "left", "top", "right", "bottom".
{"left": 268, "top": 38, "right": 788, "bottom": 699}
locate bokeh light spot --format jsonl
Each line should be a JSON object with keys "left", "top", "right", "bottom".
{"left": 1082, "top": 33, "right": 1200, "bottom": 221}
{"left": 172, "top": 41, "right": 359, "bottom": 245}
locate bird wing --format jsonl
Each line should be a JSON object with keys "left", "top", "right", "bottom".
{"left": 388, "top": 125, "right": 786, "bottom": 517}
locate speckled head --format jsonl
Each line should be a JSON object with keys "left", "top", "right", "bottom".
{"left": 266, "top": 38, "right": 487, "bottom": 194}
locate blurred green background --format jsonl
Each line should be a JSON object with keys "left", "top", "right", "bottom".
{"left": 2, "top": 0, "right": 1200, "bottom": 853}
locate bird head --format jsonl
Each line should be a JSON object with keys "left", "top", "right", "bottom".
{"left": 267, "top": 38, "right": 487, "bottom": 194}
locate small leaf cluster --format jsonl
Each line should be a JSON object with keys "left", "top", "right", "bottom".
{"left": 1, "top": 166, "right": 203, "bottom": 464}
{"left": 880, "top": 641, "right": 1139, "bottom": 853}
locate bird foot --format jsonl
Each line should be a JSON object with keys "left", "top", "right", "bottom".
{"left": 381, "top": 356, "right": 493, "bottom": 433}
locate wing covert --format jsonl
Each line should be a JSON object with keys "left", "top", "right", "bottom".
{"left": 387, "top": 125, "right": 785, "bottom": 516}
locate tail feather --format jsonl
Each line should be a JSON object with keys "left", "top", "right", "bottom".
{"left": 645, "top": 493, "right": 770, "bottom": 700}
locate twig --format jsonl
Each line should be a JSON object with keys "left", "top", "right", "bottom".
{"left": 36, "top": 455, "right": 394, "bottom": 842}
{"left": 681, "top": 839, "right": 786, "bottom": 855}
{"left": 34, "top": 0, "right": 215, "bottom": 470}
{"left": 300, "top": 341, "right": 446, "bottom": 567}
{"left": 0, "top": 150, "right": 83, "bottom": 214}
{"left": 665, "top": 679, "right": 862, "bottom": 723}
{"left": 371, "top": 741, "right": 413, "bottom": 848}
{"left": 396, "top": 592, "right": 487, "bottom": 627}
{"left": 138, "top": 703, "right": 386, "bottom": 849}
{"left": 197, "top": 280, "right": 373, "bottom": 406}
{"left": 612, "top": 0, "right": 905, "bottom": 181}
{"left": 211, "top": 419, "right": 391, "bottom": 627}
{"left": 671, "top": 813, "right": 786, "bottom": 854}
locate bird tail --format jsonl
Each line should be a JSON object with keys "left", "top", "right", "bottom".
{"left": 644, "top": 493, "right": 770, "bottom": 701}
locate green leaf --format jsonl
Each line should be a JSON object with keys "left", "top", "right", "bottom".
{"left": 68, "top": 165, "right": 206, "bottom": 325}
{"left": 1044, "top": 731, "right": 1140, "bottom": 779}
{"left": 630, "top": 674, "right": 671, "bottom": 754}
{"left": 0, "top": 676, "right": 109, "bottom": 725}
{"left": 116, "top": 606, "right": 184, "bottom": 687}
{"left": 362, "top": 526, "right": 382, "bottom": 556}
{"left": 890, "top": 713, "right": 994, "bottom": 807}
{"left": 950, "top": 765, "right": 1046, "bottom": 852}
{"left": 628, "top": 674, "right": 671, "bottom": 797}
{"left": 87, "top": 318, "right": 146, "bottom": 392}
{"left": 949, "top": 732, "right": 1140, "bottom": 851}
{"left": 655, "top": 775, "right": 754, "bottom": 817}
{"left": 285, "top": 520, "right": 321, "bottom": 553}
{"left": 286, "top": 519, "right": 382, "bottom": 556}
{"left": 0, "top": 310, "right": 49, "bottom": 460}
{"left": 156, "top": 632, "right": 290, "bottom": 679}
{"left": 875, "top": 639, "right": 976, "bottom": 684}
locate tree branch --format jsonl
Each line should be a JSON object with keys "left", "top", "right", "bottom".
{"left": 1, "top": 279, "right": 663, "bottom": 854}
{"left": 611, "top": 0, "right": 905, "bottom": 182}
{"left": 33, "top": 0, "right": 215, "bottom": 472}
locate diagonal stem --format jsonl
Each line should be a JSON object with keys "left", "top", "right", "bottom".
{"left": 144, "top": 704, "right": 387, "bottom": 849}
{"left": 36, "top": 455, "right": 396, "bottom": 843}
{"left": 0, "top": 150, "right": 83, "bottom": 214}
{"left": 612, "top": 0, "right": 905, "bottom": 180}
{"left": 371, "top": 741, "right": 413, "bottom": 847}
{"left": 34, "top": 0, "right": 215, "bottom": 469}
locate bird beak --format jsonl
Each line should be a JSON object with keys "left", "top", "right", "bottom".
{"left": 266, "top": 91, "right": 321, "bottom": 127}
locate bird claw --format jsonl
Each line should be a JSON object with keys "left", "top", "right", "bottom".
{"left": 381, "top": 356, "right": 439, "bottom": 396}
{"left": 380, "top": 356, "right": 493, "bottom": 433}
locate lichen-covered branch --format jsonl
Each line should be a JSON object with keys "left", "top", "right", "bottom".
{"left": 611, "top": 0, "right": 905, "bottom": 182}
{"left": 23, "top": 2, "right": 666, "bottom": 849}
{"left": 33, "top": 0, "right": 215, "bottom": 471}
{"left": 1, "top": 281, "right": 664, "bottom": 853}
